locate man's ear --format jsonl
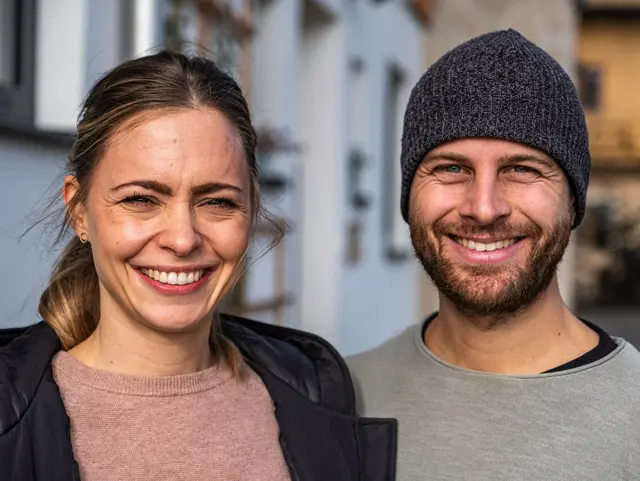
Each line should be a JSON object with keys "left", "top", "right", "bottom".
{"left": 62, "top": 175, "right": 88, "bottom": 239}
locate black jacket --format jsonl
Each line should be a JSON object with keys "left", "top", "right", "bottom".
{"left": 0, "top": 315, "right": 397, "bottom": 481}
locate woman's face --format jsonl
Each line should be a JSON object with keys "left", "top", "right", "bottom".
{"left": 65, "top": 109, "right": 252, "bottom": 334}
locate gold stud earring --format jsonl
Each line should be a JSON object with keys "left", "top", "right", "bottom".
{"left": 79, "top": 233, "right": 88, "bottom": 244}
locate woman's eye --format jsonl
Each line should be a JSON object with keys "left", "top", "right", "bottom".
{"left": 204, "top": 198, "right": 238, "bottom": 209}
{"left": 122, "top": 194, "right": 154, "bottom": 206}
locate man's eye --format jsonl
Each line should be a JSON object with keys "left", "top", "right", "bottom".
{"left": 436, "top": 165, "right": 463, "bottom": 173}
{"left": 506, "top": 165, "right": 540, "bottom": 175}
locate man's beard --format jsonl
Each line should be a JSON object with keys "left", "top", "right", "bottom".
{"left": 410, "top": 214, "right": 571, "bottom": 329}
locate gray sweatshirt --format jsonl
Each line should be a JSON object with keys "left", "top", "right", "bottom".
{"left": 347, "top": 322, "right": 640, "bottom": 481}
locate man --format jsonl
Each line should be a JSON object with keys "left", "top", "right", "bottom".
{"left": 347, "top": 29, "right": 640, "bottom": 480}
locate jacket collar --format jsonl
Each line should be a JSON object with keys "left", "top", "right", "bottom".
{"left": 221, "top": 314, "right": 356, "bottom": 414}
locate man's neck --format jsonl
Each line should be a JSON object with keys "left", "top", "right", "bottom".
{"left": 424, "top": 284, "right": 599, "bottom": 375}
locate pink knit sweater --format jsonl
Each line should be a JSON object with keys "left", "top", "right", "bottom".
{"left": 52, "top": 351, "right": 291, "bottom": 481}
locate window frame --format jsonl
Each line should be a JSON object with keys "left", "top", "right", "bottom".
{"left": 0, "top": 0, "right": 36, "bottom": 129}
{"left": 381, "top": 62, "right": 412, "bottom": 261}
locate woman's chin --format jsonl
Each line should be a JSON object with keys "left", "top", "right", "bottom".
{"left": 137, "top": 309, "right": 212, "bottom": 334}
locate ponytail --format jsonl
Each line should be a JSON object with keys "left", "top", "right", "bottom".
{"left": 39, "top": 237, "right": 99, "bottom": 350}
{"left": 211, "top": 327, "right": 245, "bottom": 377}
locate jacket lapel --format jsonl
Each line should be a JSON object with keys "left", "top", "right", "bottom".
{"left": 253, "top": 365, "right": 361, "bottom": 481}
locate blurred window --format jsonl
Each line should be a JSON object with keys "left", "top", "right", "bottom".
{"left": 163, "top": 0, "right": 243, "bottom": 72}
{"left": 0, "top": 0, "right": 16, "bottom": 86}
{"left": 382, "top": 64, "right": 411, "bottom": 260}
{"left": 0, "top": 0, "right": 35, "bottom": 128}
{"left": 162, "top": 0, "right": 250, "bottom": 86}
{"left": 118, "top": 0, "right": 135, "bottom": 62}
{"left": 592, "top": 203, "right": 612, "bottom": 248}
{"left": 209, "top": 18, "right": 240, "bottom": 77}
{"left": 578, "top": 63, "right": 602, "bottom": 112}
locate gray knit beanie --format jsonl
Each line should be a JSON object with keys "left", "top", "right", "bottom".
{"left": 400, "top": 29, "right": 590, "bottom": 228}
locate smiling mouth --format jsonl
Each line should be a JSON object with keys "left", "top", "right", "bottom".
{"left": 140, "top": 268, "right": 212, "bottom": 285}
{"left": 449, "top": 235, "right": 525, "bottom": 252}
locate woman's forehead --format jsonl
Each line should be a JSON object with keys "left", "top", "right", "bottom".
{"left": 95, "top": 110, "right": 249, "bottom": 190}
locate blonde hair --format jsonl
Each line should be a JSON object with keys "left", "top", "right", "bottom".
{"left": 38, "top": 50, "right": 283, "bottom": 375}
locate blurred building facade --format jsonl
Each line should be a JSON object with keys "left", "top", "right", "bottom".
{"left": 574, "top": 0, "right": 640, "bottom": 308}
{"left": 238, "top": 0, "right": 429, "bottom": 355}
{"left": 0, "top": 0, "right": 429, "bottom": 355}
{"left": 7, "top": 1, "right": 617, "bottom": 355}
{"left": 0, "top": 0, "right": 142, "bottom": 329}
{"left": 416, "top": 0, "right": 582, "bottom": 319}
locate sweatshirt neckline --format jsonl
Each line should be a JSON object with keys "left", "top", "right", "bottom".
{"left": 52, "top": 351, "right": 234, "bottom": 396}
{"left": 412, "top": 320, "right": 628, "bottom": 379}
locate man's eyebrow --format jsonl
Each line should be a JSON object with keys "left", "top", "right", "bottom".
{"left": 423, "top": 152, "right": 470, "bottom": 164}
{"left": 422, "top": 152, "right": 556, "bottom": 169}
{"left": 498, "top": 153, "right": 556, "bottom": 168}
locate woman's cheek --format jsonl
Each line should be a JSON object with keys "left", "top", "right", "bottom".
{"left": 206, "top": 218, "right": 251, "bottom": 260}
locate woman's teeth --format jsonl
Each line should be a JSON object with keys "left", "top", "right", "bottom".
{"left": 140, "top": 268, "right": 203, "bottom": 285}
{"left": 455, "top": 237, "right": 518, "bottom": 252}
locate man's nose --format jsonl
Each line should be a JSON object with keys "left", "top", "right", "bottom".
{"left": 458, "top": 173, "right": 511, "bottom": 226}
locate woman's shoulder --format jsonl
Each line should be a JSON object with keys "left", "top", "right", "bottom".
{"left": 220, "top": 313, "right": 355, "bottom": 413}
{"left": 0, "top": 321, "right": 59, "bottom": 356}
{"left": 0, "top": 322, "right": 61, "bottom": 435}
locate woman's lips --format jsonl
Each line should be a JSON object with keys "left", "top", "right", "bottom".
{"left": 136, "top": 267, "right": 215, "bottom": 295}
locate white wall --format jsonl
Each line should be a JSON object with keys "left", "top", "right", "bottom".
{"left": 339, "top": 2, "right": 423, "bottom": 355}
{"left": 298, "top": 3, "right": 348, "bottom": 346}
{"left": 244, "top": 0, "right": 426, "bottom": 354}
{"left": 85, "top": 0, "right": 129, "bottom": 88}
{"left": 0, "top": 137, "right": 67, "bottom": 327}
{"left": 248, "top": 0, "right": 304, "bottom": 328}
{"left": 35, "top": 0, "right": 90, "bottom": 132}
{"left": 35, "top": 0, "right": 153, "bottom": 133}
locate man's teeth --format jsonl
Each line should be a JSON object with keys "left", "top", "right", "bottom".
{"left": 140, "top": 268, "right": 203, "bottom": 285}
{"left": 455, "top": 237, "right": 518, "bottom": 252}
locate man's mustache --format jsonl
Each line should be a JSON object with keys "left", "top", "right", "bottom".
{"left": 431, "top": 219, "right": 542, "bottom": 240}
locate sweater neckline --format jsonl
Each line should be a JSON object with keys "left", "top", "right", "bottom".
{"left": 52, "top": 351, "right": 234, "bottom": 396}
{"left": 413, "top": 318, "right": 628, "bottom": 379}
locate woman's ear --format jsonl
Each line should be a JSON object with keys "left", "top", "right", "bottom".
{"left": 62, "top": 175, "right": 89, "bottom": 240}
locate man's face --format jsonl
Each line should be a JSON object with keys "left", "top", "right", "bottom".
{"left": 409, "top": 138, "right": 574, "bottom": 327}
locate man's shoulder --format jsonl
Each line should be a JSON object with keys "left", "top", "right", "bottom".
{"left": 345, "top": 323, "right": 420, "bottom": 414}
{"left": 347, "top": 323, "right": 418, "bottom": 371}
{"left": 605, "top": 337, "right": 640, "bottom": 378}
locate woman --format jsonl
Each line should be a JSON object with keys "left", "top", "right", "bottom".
{"left": 0, "top": 51, "right": 396, "bottom": 481}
